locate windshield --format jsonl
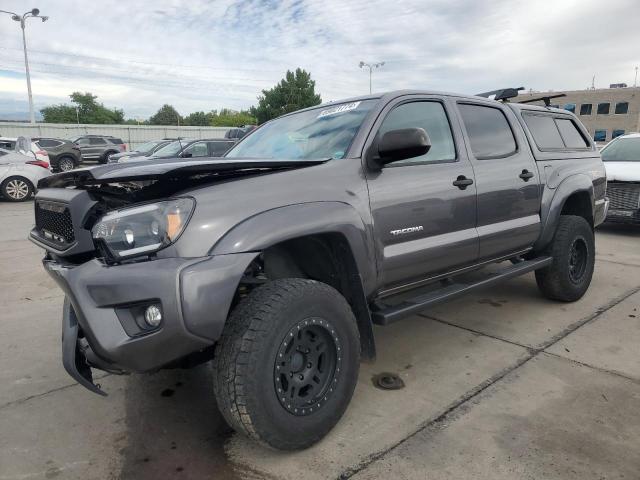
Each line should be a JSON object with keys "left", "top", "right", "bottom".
{"left": 135, "top": 141, "right": 161, "bottom": 153}
{"left": 226, "top": 100, "right": 376, "bottom": 160}
{"left": 152, "top": 140, "right": 186, "bottom": 157}
{"left": 601, "top": 137, "right": 640, "bottom": 162}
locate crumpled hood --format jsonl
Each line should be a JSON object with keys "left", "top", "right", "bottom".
{"left": 604, "top": 161, "right": 640, "bottom": 182}
{"left": 38, "top": 157, "right": 329, "bottom": 188}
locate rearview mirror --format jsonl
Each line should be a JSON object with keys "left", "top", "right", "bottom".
{"left": 370, "top": 128, "right": 431, "bottom": 169}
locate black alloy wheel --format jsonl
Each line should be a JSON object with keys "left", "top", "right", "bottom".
{"left": 274, "top": 318, "right": 341, "bottom": 416}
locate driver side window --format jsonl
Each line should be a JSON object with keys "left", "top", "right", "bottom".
{"left": 183, "top": 142, "right": 208, "bottom": 157}
{"left": 379, "top": 101, "right": 456, "bottom": 165}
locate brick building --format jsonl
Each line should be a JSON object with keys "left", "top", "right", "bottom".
{"left": 516, "top": 86, "right": 640, "bottom": 144}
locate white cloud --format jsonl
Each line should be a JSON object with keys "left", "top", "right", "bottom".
{"left": 0, "top": 0, "right": 638, "bottom": 119}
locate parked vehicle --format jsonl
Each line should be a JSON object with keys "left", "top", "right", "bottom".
{"left": 108, "top": 140, "right": 173, "bottom": 164}
{"left": 34, "top": 138, "right": 81, "bottom": 172}
{"left": 0, "top": 147, "right": 50, "bottom": 201}
{"left": 601, "top": 132, "right": 640, "bottom": 223}
{"left": 0, "top": 136, "right": 50, "bottom": 163}
{"left": 30, "top": 88, "right": 607, "bottom": 450}
{"left": 70, "top": 135, "right": 127, "bottom": 164}
{"left": 119, "top": 138, "right": 235, "bottom": 162}
{"left": 224, "top": 125, "right": 257, "bottom": 140}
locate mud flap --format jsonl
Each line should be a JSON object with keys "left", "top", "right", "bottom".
{"left": 62, "top": 297, "right": 107, "bottom": 396}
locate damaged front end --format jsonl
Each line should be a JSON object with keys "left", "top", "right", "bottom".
{"left": 31, "top": 157, "right": 327, "bottom": 394}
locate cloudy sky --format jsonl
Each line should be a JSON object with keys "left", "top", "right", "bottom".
{"left": 0, "top": 0, "right": 639, "bottom": 120}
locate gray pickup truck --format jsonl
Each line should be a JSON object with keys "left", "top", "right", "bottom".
{"left": 30, "top": 88, "right": 608, "bottom": 450}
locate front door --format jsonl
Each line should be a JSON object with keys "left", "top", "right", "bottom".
{"left": 365, "top": 97, "right": 478, "bottom": 292}
{"left": 456, "top": 101, "right": 541, "bottom": 260}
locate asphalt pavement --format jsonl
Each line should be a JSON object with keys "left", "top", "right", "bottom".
{"left": 1, "top": 200, "right": 638, "bottom": 479}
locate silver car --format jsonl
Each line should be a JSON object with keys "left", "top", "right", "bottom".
{"left": 0, "top": 147, "right": 51, "bottom": 202}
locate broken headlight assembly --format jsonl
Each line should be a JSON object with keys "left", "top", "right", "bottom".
{"left": 92, "top": 198, "right": 194, "bottom": 260}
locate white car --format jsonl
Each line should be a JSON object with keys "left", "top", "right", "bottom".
{"left": 0, "top": 147, "right": 51, "bottom": 202}
{"left": 0, "top": 137, "right": 50, "bottom": 163}
{"left": 601, "top": 132, "right": 640, "bottom": 223}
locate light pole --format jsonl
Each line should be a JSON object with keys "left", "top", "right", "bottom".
{"left": 0, "top": 8, "right": 49, "bottom": 124}
{"left": 359, "top": 61, "right": 385, "bottom": 94}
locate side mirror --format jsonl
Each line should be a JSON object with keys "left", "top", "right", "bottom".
{"left": 181, "top": 152, "right": 192, "bottom": 158}
{"left": 370, "top": 128, "right": 431, "bottom": 169}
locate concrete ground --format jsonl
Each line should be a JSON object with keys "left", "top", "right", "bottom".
{"left": 1, "top": 200, "right": 639, "bottom": 480}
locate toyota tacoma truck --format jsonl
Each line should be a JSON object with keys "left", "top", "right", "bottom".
{"left": 30, "top": 88, "right": 608, "bottom": 450}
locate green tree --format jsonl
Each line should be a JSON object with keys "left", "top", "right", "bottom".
{"left": 251, "top": 68, "right": 321, "bottom": 124}
{"left": 183, "top": 111, "right": 209, "bottom": 126}
{"left": 149, "top": 104, "right": 182, "bottom": 125}
{"left": 209, "top": 108, "right": 256, "bottom": 127}
{"left": 40, "top": 91, "right": 124, "bottom": 124}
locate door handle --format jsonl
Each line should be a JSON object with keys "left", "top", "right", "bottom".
{"left": 452, "top": 175, "right": 474, "bottom": 190}
{"left": 519, "top": 169, "right": 534, "bottom": 181}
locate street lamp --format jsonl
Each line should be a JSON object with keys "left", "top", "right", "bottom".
{"left": 0, "top": 8, "right": 49, "bottom": 124}
{"left": 359, "top": 61, "right": 385, "bottom": 94}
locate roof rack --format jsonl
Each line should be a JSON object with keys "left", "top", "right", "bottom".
{"left": 518, "top": 93, "right": 566, "bottom": 107}
{"left": 476, "top": 87, "right": 524, "bottom": 102}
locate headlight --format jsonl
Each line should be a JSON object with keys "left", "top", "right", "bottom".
{"left": 92, "top": 198, "right": 194, "bottom": 260}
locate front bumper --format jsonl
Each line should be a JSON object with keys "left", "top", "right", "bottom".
{"left": 605, "top": 208, "right": 640, "bottom": 224}
{"left": 45, "top": 252, "right": 258, "bottom": 393}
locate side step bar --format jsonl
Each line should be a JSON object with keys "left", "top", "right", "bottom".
{"left": 371, "top": 256, "right": 552, "bottom": 326}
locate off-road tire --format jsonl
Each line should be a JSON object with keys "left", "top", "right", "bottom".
{"left": 535, "top": 215, "right": 595, "bottom": 302}
{"left": 212, "top": 278, "right": 360, "bottom": 450}
{"left": 1, "top": 176, "right": 34, "bottom": 202}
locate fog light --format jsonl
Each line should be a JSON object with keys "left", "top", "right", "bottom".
{"left": 144, "top": 305, "right": 162, "bottom": 327}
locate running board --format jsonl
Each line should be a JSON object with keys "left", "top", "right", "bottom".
{"left": 371, "top": 256, "right": 552, "bottom": 326}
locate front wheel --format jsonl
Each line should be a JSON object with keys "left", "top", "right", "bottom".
{"left": 535, "top": 215, "right": 595, "bottom": 302}
{"left": 1, "top": 176, "right": 34, "bottom": 202}
{"left": 213, "top": 278, "right": 360, "bottom": 450}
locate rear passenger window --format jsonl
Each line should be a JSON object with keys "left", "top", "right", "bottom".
{"left": 523, "top": 114, "right": 564, "bottom": 149}
{"left": 524, "top": 114, "right": 589, "bottom": 150}
{"left": 555, "top": 119, "right": 588, "bottom": 148}
{"left": 89, "top": 137, "right": 106, "bottom": 145}
{"left": 378, "top": 101, "right": 455, "bottom": 165}
{"left": 458, "top": 104, "right": 517, "bottom": 159}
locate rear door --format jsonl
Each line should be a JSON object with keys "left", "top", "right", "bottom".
{"left": 456, "top": 101, "right": 541, "bottom": 260}
{"left": 75, "top": 137, "right": 105, "bottom": 159}
{"left": 365, "top": 96, "right": 478, "bottom": 291}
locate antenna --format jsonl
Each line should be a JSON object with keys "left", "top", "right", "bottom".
{"left": 591, "top": 75, "right": 595, "bottom": 90}
{"left": 635, "top": 67, "right": 638, "bottom": 88}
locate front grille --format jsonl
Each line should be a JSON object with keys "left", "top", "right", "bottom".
{"left": 35, "top": 200, "right": 75, "bottom": 244}
{"left": 607, "top": 182, "right": 640, "bottom": 210}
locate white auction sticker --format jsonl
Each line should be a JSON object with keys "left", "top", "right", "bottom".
{"left": 317, "top": 101, "right": 361, "bottom": 118}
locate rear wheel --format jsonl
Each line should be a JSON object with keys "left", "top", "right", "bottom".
{"left": 1, "top": 176, "right": 33, "bottom": 202}
{"left": 213, "top": 278, "right": 360, "bottom": 450}
{"left": 57, "top": 156, "right": 75, "bottom": 172}
{"left": 535, "top": 215, "right": 595, "bottom": 302}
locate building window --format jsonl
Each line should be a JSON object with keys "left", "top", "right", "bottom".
{"left": 615, "top": 102, "right": 629, "bottom": 114}
{"left": 563, "top": 103, "right": 576, "bottom": 113}
{"left": 612, "top": 129, "right": 625, "bottom": 138}
{"left": 579, "top": 104, "right": 592, "bottom": 115}
{"left": 594, "top": 129, "right": 607, "bottom": 142}
{"left": 597, "top": 103, "right": 610, "bottom": 115}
